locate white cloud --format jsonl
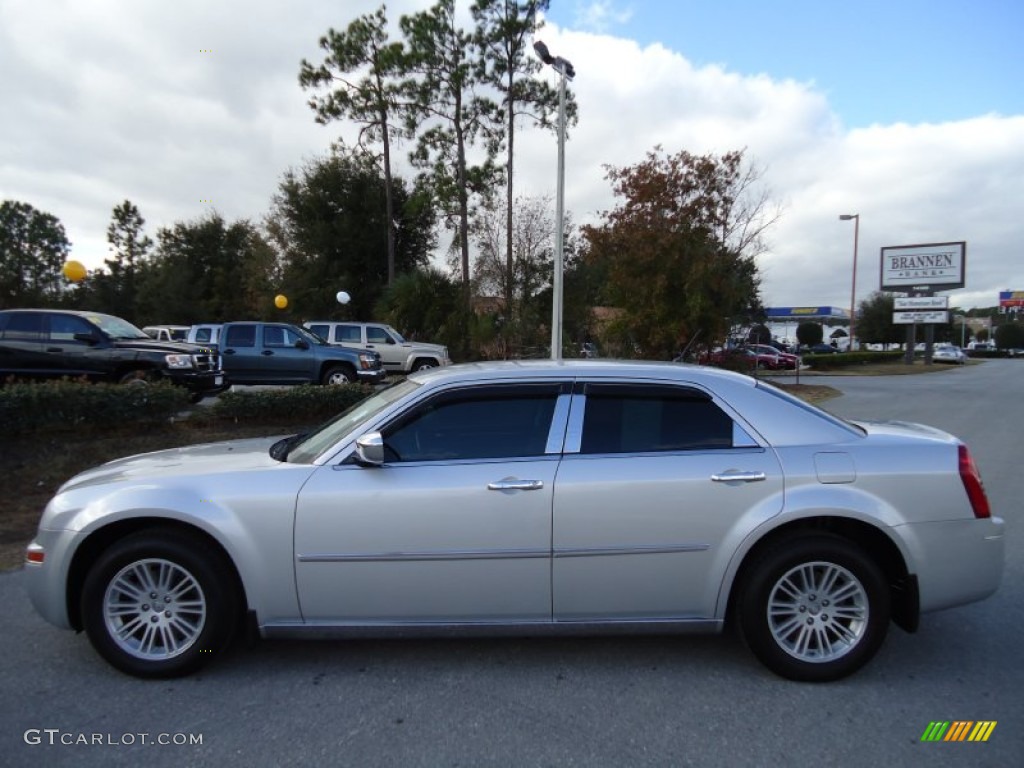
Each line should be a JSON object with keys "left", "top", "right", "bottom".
{"left": 571, "top": 1, "right": 634, "bottom": 34}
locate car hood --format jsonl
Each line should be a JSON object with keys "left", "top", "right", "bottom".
{"left": 59, "top": 436, "right": 288, "bottom": 493}
{"left": 112, "top": 338, "right": 216, "bottom": 355}
{"left": 402, "top": 342, "right": 447, "bottom": 354}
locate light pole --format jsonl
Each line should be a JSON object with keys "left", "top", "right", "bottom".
{"left": 534, "top": 40, "right": 574, "bottom": 360}
{"left": 839, "top": 214, "right": 860, "bottom": 350}
{"left": 955, "top": 313, "right": 966, "bottom": 348}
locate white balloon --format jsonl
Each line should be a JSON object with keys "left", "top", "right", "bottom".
{"left": 336, "top": 291, "right": 351, "bottom": 304}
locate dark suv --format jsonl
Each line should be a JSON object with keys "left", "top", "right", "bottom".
{"left": 0, "top": 309, "right": 227, "bottom": 402}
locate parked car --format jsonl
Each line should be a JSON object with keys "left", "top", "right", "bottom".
{"left": 304, "top": 321, "right": 451, "bottom": 374}
{"left": 142, "top": 325, "right": 190, "bottom": 342}
{"left": 933, "top": 346, "right": 968, "bottom": 364}
{"left": 699, "top": 347, "right": 757, "bottom": 370}
{"left": 744, "top": 344, "right": 799, "bottom": 370}
{"left": 0, "top": 309, "right": 227, "bottom": 402}
{"left": 219, "top": 321, "right": 385, "bottom": 385}
{"left": 806, "top": 343, "right": 841, "bottom": 355}
{"left": 25, "top": 360, "right": 1003, "bottom": 681}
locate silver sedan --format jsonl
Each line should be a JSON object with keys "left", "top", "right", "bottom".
{"left": 24, "top": 361, "right": 1004, "bottom": 681}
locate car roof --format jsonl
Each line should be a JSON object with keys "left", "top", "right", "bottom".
{"left": 407, "top": 359, "right": 759, "bottom": 388}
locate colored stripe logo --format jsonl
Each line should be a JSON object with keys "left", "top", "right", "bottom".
{"left": 921, "top": 721, "right": 997, "bottom": 742}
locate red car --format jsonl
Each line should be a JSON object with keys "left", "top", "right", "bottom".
{"left": 745, "top": 344, "right": 799, "bottom": 370}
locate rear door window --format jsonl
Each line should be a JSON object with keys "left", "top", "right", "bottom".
{"left": 579, "top": 383, "right": 736, "bottom": 454}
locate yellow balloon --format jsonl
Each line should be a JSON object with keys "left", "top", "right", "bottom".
{"left": 62, "top": 260, "right": 87, "bottom": 283}
{"left": 274, "top": 294, "right": 288, "bottom": 309}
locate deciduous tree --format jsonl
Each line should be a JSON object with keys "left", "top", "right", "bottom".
{"left": 0, "top": 200, "right": 71, "bottom": 307}
{"left": 582, "top": 148, "right": 772, "bottom": 359}
{"left": 268, "top": 151, "right": 435, "bottom": 320}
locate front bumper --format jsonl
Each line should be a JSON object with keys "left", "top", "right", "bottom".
{"left": 166, "top": 368, "right": 230, "bottom": 395}
{"left": 357, "top": 368, "right": 388, "bottom": 384}
{"left": 24, "top": 528, "right": 82, "bottom": 630}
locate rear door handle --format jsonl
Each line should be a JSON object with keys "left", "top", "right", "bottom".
{"left": 262, "top": 350, "right": 274, "bottom": 356}
{"left": 487, "top": 479, "right": 544, "bottom": 491}
{"left": 710, "top": 470, "right": 766, "bottom": 483}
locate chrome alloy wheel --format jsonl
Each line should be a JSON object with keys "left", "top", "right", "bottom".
{"left": 103, "top": 558, "right": 208, "bottom": 661}
{"left": 766, "top": 561, "right": 868, "bottom": 663}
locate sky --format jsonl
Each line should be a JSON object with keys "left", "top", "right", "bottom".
{"left": 2, "top": 0, "right": 1022, "bottom": 313}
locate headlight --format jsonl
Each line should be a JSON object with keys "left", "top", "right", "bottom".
{"left": 164, "top": 354, "right": 195, "bottom": 369}
{"left": 358, "top": 353, "right": 377, "bottom": 369}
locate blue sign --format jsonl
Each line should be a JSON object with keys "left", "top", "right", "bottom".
{"left": 765, "top": 306, "right": 850, "bottom": 320}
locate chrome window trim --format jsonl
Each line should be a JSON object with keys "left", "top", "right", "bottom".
{"left": 562, "top": 393, "right": 586, "bottom": 453}
{"left": 545, "top": 393, "right": 573, "bottom": 454}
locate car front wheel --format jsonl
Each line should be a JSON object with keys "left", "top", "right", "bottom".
{"left": 322, "top": 365, "right": 356, "bottom": 385}
{"left": 737, "top": 535, "right": 890, "bottom": 682}
{"left": 81, "top": 529, "right": 239, "bottom": 678}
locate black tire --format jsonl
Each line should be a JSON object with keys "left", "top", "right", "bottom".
{"left": 81, "top": 529, "right": 239, "bottom": 678}
{"left": 119, "top": 369, "right": 158, "bottom": 386}
{"left": 322, "top": 365, "right": 356, "bottom": 385}
{"left": 737, "top": 535, "right": 890, "bottom": 682}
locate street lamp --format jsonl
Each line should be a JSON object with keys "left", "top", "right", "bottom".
{"left": 534, "top": 40, "right": 574, "bottom": 360}
{"left": 839, "top": 214, "right": 860, "bottom": 350}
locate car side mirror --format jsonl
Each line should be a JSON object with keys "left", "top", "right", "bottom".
{"left": 73, "top": 332, "right": 99, "bottom": 345}
{"left": 354, "top": 432, "right": 385, "bottom": 466}
{"left": 294, "top": 339, "right": 310, "bottom": 350}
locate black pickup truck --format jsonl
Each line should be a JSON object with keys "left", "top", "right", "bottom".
{"left": 0, "top": 309, "right": 227, "bottom": 402}
{"left": 218, "top": 321, "right": 386, "bottom": 385}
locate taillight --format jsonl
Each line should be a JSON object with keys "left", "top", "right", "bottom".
{"left": 958, "top": 444, "right": 991, "bottom": 519}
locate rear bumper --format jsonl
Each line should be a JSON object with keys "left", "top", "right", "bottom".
{"left": 895, "top": 516, "right": 1005, "bottom": 613}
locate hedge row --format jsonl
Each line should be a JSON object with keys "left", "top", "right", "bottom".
{"left": 803, "top": 350, "right": 905, "bottom": 370}
{"left": 189, "top": 384, "right": 375, "bottom": 425}
{"left": 0, "top": 379, "right": 190, "bottom": 436}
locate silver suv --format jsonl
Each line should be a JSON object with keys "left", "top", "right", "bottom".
{"left": 305, "top": 321, "right": 450, "bottom": 374}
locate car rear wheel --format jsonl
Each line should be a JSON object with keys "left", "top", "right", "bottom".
{"left": 81, "top": 529, "right": 239, "bottom": 678}
{"left": 322, "top": 365, "right": 356, "bottom": 385}
{"left": 737, "top": 535, "right": 890, "bottom": 682}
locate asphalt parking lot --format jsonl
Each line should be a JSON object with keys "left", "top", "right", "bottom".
{"left": 1, "top": 360, "right": 1021, "bottom": 767}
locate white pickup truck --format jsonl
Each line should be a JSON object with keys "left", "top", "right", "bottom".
{"left": 305, "top": 321, "right": 451, "bottom": 374}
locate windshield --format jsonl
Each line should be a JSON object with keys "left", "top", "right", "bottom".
{"left": 294, "top": 325, "right": 330, "bottom": 346}
{"left": 285, "top": 378, "right": 422, "bottom": 463}
{"left": 86, "top": 313, "right": 150, "bottom": 340}
{"left": 385, "top": 325, "right": 406, "bottom": 343}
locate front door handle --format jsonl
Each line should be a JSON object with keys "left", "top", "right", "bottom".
{"left": 487, "top": 479, "right": 544, "bottom": 491}
{"left": 710, "top": 470, "right": 766, "bottom": 483}
{"left": 262, "top": 350, "right": 274, "bottom": 356}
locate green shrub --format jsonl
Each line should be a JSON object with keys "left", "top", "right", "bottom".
{"left": 191, "top": 384, "right": 375, "bottom": 425}
{"left": 0, "top": 378, "right": 190, "bottom": 436}
{"left": 804, "top": 350, "right": 904, "bottom": 370}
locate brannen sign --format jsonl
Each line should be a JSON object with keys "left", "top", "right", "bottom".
{"left": 880, "top": 242, "right": 966, "bottom": 291}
